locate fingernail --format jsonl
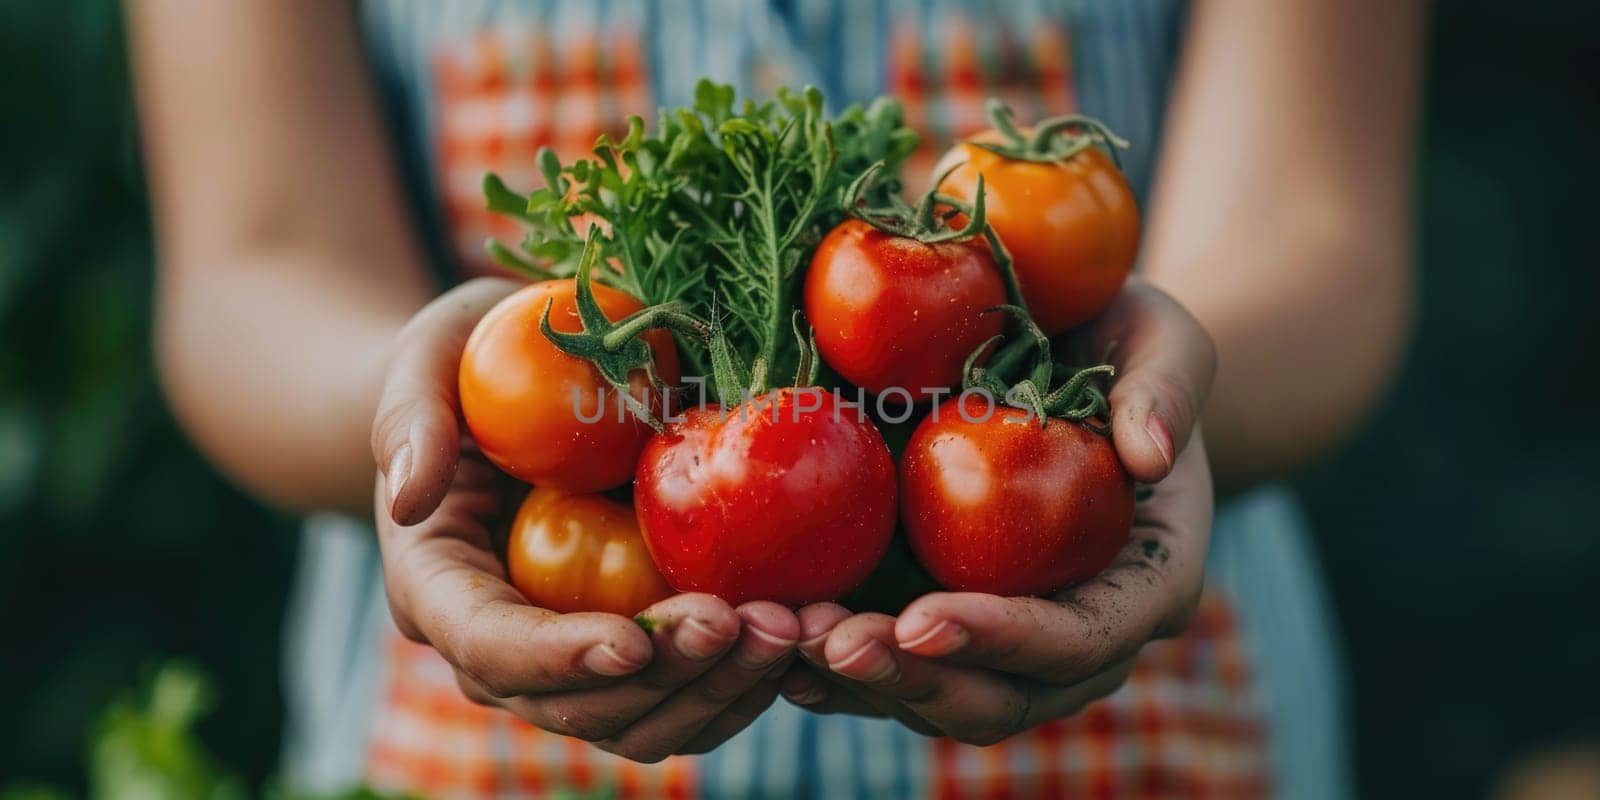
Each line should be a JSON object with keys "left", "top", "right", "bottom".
{"left": 676, "top": 617, "right": 734, "bottom": 661}
{"left": 897, "top": 619, "right": 968, "bottom": 657}
{"left": 830, "top": 641, "right": 899, "bottom": 684}
{"left": 386, "top": 444, "right": 412, "bottom": 519}
{"left": 1144, "top": 414, "right": 1173, "bottom": 472}
{"left": 734, "top": 625, "right": 797, "bottom": 670}
{"left": 583, "top": 643, "right": 646, "bottom": 677}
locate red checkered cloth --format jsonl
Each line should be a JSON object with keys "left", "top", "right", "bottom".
{"left": 365, "top": 591, "right": 1267, "bottom": 799}
{"left": 433, "top": 26, "right": 653, "bottom": 276}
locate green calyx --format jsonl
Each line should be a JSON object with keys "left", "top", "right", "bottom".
{"left": 707, "top": 308, "right": 820, "bottom": 406}
{"left": 846, "top": 161, "right": 986, "bottom": 244}
{"left": 962, "top": 305, "right": 1114, "bottom": 431}
{"left": 539, "top": 229, "right": 710, "bottom": 431}
{"left": 969, "top": 98, "right": 1130, "bottom": 170}
{"left": 847, "top": 162, "right": 1030, "bottom": 313}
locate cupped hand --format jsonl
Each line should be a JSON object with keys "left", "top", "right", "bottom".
{"left": 783, "top": 280, "right": 1218, "bottom": 744}
{"left": 370, "top": 278, "right": 798, "bottom": 762}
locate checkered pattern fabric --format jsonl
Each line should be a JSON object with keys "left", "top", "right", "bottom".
{"left": 433, "top": 25, "right": 653, "bottom": 275}
{"left": 365, "top": 591, "right": 1267, "bottom": 799}
{"left": 361, "top": 7, "right": 1270, "bottom": 797}
{"left": 431, "top": 9, "right": 1088, "bottom": 277}
{"left": 887, "top": 13, "right": 1078, "bottom": 185}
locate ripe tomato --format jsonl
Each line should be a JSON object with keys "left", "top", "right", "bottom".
{"left": 935, "top": 139, "right": 1139, "bottom": 335}
{"left": 505, "top": 485, "right": 674, "bottom": 616}
{"left": 805, "top": 219, "right": 1006, "bottom": 395}
{"left": 460, "top": 279, "right": 679, "bottom": 492}
{"left": 900, "top": 394, "right": 1134, "bottom": 596}
{"left": 634, "top": 388, "right": 898, "bottom": 606}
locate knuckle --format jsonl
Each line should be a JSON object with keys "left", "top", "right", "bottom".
{"left": 452, "top": 643, "right": 513, "bottom": 698}
{"left": 452, "top": 672, "right": 497, "bottom": 708}
{"left": 472, "top": 673, "right": 517, "bottom": 700}
{"left": 539, "top": 700, "right": 629, "bottom": 742}
{"left": 1155, "top": 586, "right": 1203, "bottom": 640}
{"left": 697, "top": 676, "right": 748, "bottom": 706}
{"left": 1043, "top": 639, "right": 1113, "bottom": 683}
{"left": 1148, "top": 372, "right": 1197, "bottom": 425}
{"left": 384, "top": 591, "right": 428, "bottom": 645}
{"left": 370, "top": 400, "right": 417, "bottom": 460}
{"left": 638, "top": 669, "right": 684, "bottom": 692}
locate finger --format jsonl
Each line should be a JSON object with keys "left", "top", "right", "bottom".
{"left": 372, "top": 277, "right": 520, "bottom": 525}
{"left": 894, "top": 434, "right": 1213, "bottom": 683}
{"left": 376, "top": 471, "right": 652, "bottom": 696}
{"left": 1086, "top": 280, "right": 1216, "bottom": 483}
{"left": 529, "top": 594, "right": 741, "bottom": 743}
{"left": 797, "top": 608, "right": 919, "bottom": 722}
{"left": 780, "top": 663, "right": 947, "bottom": 737}
{"left": 1054, "top": 658, "right": 1138, "bottom": 717}
{"left": 595, "top": 602, "right": 798, "bottom": 762}
{"left": 797, "top": 603, "right": 920, "bottom": 721}
{"left": 822, "top": 614, "right": 1037, "bottom": 746}
{"left": 891, "top": 593, "right": 1146, "bottom": 686}
{"left": 455, "top": 669, "right": 499, "bottom": 707}
{"left": 679, "top": 680, "right": 783, "bottom": 755}
{"left": 796, "top": 602, "right": 854, "bottom": 664}
{"left": 778, "top": 663, "right": 834, "bottom": 707}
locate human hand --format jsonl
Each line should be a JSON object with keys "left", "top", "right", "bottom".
{"left": 370, "top": 278, "right": 798, "bottom": 762}
{"left": 783, "top": 281, "right": 1218, "bottom": 744}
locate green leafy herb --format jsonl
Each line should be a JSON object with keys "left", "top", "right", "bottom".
{"left": 484, "top": 79, "right": 917, "bottom": 406}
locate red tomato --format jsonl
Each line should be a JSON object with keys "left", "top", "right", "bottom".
{"left": 935, "top": 139, "right": 1139, "bottom": 335}
{"left": 633, "top": 388, "right": 898, "bottom": 606}
{"left": 805, "top": 219, "right": 1006, "bottom": 395}
{"left": 900, "top": 394, "right": 1134, "bottom": 596}
{"left": 505, "top": 485, "right": 675, "bottom": 616}
{"left": 460, "top": 279, "right": 679, "bottom": 492}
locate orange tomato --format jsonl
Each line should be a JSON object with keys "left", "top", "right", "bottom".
{"left": 459, "top": 279, "right": 679, "bottom": 493}
{"left": 506, "top": 486, "right": 674, "bottom": 616}
{"left": 935, "top": 138, "right": 1140, "bottom": 335}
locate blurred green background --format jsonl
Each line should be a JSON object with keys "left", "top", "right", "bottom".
{"left": 1, "top": 1, "right": 1595, "bottom": 798}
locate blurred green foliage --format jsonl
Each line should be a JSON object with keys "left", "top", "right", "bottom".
{"left": 1, "top": 662, "right": 413, "bottom": 800}
{"left": 0, "top": 0, "right": 295, "bottom": 791}
{"left": 0, "top": 1, "right": 1596, "bottom": 799}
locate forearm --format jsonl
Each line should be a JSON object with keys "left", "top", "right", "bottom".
{"left": 129, "top": 0, "right": 436, "bottom": 513}
{"left": 1142, "top": 0, "right": 1426, "bottom": 491}
{"left": 1147, "top": 208, "right": 1412, "bottom": 492}
{"left": 156, "top": 255, "right": 422, "bottom": 515}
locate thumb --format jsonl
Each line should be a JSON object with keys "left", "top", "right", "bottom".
{"left": 372, "top": 277, "right": 520, "bottom": 525}
{"left": 1089, "top": 281, "right": 1216, "bottom": 484}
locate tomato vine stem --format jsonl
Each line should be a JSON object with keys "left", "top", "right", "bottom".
{"left": 970, "top": 98, "right": 1130, "bottom": 170}
{"left": 962, "top": 306, "right": 1114, "bottom": 430}
{"left": 538, "top": 230, "right": 709, "bottom": 431}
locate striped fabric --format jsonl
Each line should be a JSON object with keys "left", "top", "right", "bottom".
{"left": 359, "top": 0, "right": 1182, "bottom": 275}
{"left": 277, "top": 2, "right": 1355, "bottom": 797}
{"left": 365, "top": 591, "right": 1267, "bottom": 799}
